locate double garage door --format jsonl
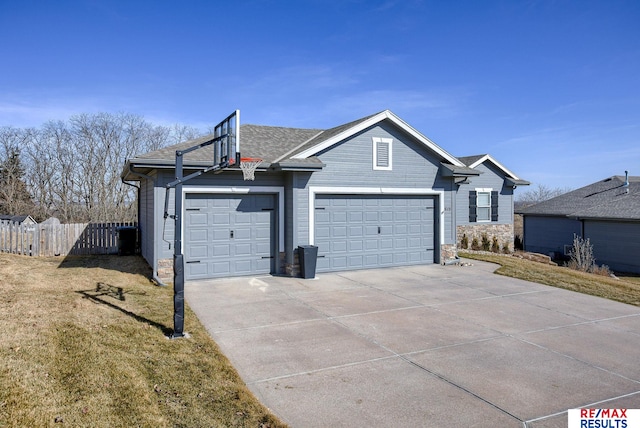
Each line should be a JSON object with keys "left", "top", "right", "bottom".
{"left": 184, "top": 193, "right": 276, "bottom": 280}
{"left": 314, "top": 195, "right": 436, "bottom": 272}
{"left": 183, "top": 193, "right": 436, "bottom": 280}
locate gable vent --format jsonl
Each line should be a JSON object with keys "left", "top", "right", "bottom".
{"left": 377, "top": 142, "right": 389, "bottom": 167}
{"left": 372, "top": 137, "right": 393, "bottom": 170}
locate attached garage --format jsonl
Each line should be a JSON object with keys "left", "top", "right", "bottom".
{"left": 313, "top": 194, "right": 437, "bottom": 272}
{"left": 184, "top": 193, "right": 277, "bottom": 280}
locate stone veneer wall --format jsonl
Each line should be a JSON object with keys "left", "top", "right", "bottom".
{"left": 157, "top": 258, "right": 173, "bottom": 283}
{"left": 456, "top": 224, "right": 514, "bottom": 252}
{"left": 441, "top": 244, "right": 457, "bottom": 262}
{"left": 281, "top": 252, "right": 299, "bottom": 277}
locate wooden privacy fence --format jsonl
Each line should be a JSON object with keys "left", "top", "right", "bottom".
{"left": 0, "top": 221, "right": 137, "bottom": 257}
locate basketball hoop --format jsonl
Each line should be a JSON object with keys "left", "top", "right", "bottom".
{"left": 239, "top": 157, "right": 262, "bottom": 181}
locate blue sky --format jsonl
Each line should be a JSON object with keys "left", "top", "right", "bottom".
{"left": 1, "top": 0, "right": 639, "bottom": 191}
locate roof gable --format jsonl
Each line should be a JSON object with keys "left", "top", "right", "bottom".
{"left": 289, "top": 110, "right": 464, "bottom": 167}
{"left": 459, "top": 154, "right": 521, "bottom": 180}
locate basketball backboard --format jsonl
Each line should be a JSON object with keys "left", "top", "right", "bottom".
{"left": 212, "top": 109, "right": 240, "bottom": 168}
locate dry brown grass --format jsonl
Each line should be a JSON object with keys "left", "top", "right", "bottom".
{"left": 460, "top": 251, "right": 640, "bottom": 306}
{"left": 0, "top": 253, "right": 286, "bottom": 428}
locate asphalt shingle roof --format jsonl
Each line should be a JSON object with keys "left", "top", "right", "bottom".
{"left": 133, "top": 124, "right": 322, "bottom": 165}
{"left": 129, "top": 111, "right": 387, "bottom": 166}
{"left": 457, "top": 155, "right": 487, "bottom": 167}
{"left": 519, "top": 176, "right": 640, "bottom": 220}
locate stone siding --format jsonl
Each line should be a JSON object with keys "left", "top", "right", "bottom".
{"left": 457, "top": 224, "right": 514, "bottom": 253}
{"left": 157, "top": 258, "right": 173, "bottom": 283}
{"left": 281, "top": 251, "right": 299, "bottom": 277}
{"left": 440, "top": 244, "right": 457, "bottom": 262}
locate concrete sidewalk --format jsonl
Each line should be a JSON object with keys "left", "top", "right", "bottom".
{"left": 186, "top": 261, "right": 640, "bottom": 427}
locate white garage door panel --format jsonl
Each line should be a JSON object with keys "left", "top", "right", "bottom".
{"left": 184, "top": 193, "right": 275, "bottom": 280}
{"left": 315, "top": 195, "right": 435, "bottom": 272}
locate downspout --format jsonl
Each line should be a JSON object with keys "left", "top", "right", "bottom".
{"left": 122, "top": 163, "right": 169, "bottom": 287}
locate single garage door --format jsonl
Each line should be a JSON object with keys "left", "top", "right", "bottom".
{"left": 314, "top": 195, "right": 436, "bottom": 272}
{"left": 184, "top": 193, "right": 276, "bottom": 280}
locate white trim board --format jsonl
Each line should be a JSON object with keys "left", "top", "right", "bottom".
{"left": 307, "top": 186, "right": 445, "bottom": 246}
{"left": 181, "top": 186, "right": 285, "bottom": 250}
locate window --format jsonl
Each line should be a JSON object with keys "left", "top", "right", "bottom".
{"left": 477, "top": 191, "right": 491, "bottom": 221}
{"left": 372, "top": 137, "right": 392, "bottom": 170}
{"left": 469, "top": 190, "right": 498, "bottom": 222}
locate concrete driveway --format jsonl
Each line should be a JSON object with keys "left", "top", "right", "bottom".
{"left": 186, "top": 260, "right": 640, "bottom": 427}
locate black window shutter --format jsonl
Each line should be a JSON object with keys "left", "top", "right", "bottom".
{"left": 491, "top": 191, "right": 499, "bottom": 221}
{"left": 469, "top": 191, "right": 477, "bottom": 222}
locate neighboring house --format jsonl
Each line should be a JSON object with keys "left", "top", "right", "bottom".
{"left": 0, "top": 215, "right": 37, "bottom": 225}
{"left": 40, "top": 217, "right": 61, "bottom": 226}
{"left": 518, "top": 174, "right": 640, "bottom": 274}
{"left": 122, "top": 110, "right": 528, "bottom": 282}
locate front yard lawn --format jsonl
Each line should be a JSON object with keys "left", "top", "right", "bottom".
{"left": 460, "top": 251, "right": 640, "bottom": 307}
{"left": 0, "top": 253, "right": 286, "bottom": 427}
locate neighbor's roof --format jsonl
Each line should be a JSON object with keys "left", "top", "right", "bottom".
{"left": 0, "top": 214, "right": 36, "bottom": 224}
{"left": 519, "top": 175, "right": 640, "bottom": 220}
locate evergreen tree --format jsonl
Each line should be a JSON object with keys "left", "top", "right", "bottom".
{"left": 0, "top": 146, "right": 34, "bottom": 215}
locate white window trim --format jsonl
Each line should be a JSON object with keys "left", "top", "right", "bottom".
{"left": 372, "top": 137, "right": 393, "bottom": 171}
{"left": 475, "top": 187, "right": 492, "bottom": 223}
{"left": 308, "top": 186, "right": 445, "bottom": 246}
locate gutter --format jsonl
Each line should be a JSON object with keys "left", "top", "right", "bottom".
{"left": 121, "top": 163, "right": 169, "bottom": 287}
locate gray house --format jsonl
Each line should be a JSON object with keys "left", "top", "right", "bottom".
{"left": 0, "top": 215, "right": 37, "bottom": 225}
{"left": 519, "top": 174, "right": 640, "bottom": 273}
{"left": 122, "top": 110, "right": 528, "bottom": 282}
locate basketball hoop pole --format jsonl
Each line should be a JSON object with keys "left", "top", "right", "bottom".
{"left": 164, "top": 110, "right": 239, "bottom": 338}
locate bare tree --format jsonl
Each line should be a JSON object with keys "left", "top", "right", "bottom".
{"left": 515, "top": 184, "right": 572, "bottom": 209}
{"left": 12, "top": 113, "right": 203, "bottom": 223}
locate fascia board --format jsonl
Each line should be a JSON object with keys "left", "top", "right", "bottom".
{"left": 469, "top": 154, "right": 520, "bottom": 180}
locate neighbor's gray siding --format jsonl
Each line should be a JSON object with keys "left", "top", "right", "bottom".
{"left": 300, "top": 122, "right": 455, "bottom": 246}
{"left": 584, "top": 220, "right": 640, "bottom": 274}
{"left": 456, "top": 161, "right": 514, "bottom": 226}
{"left": 523, "top": 215, "right": 582, "bottom": 256}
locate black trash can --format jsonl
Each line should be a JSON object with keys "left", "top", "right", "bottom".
{"left": 117, "top": 226, "right": 138, "bottom": 256}
{"left": 298, "top": 245, "right": 318, "bottom": 279}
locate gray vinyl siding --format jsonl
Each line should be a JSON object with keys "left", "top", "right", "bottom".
{"left": 523, "top": 215, "right": 582, "bottom": 256}
{"left": 138, "top": 175, "right": 155, "bottom": 266}
{"left": 584, "top": 220, "right": 640, "bottom": 274}
{"left": 456, "top": 161, "right": 514, "bottom": 226}
{"left": 304, "top": 122, "right": 455, "bottom": 246}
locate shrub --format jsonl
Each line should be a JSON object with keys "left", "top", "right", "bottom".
{"left": 568, "top": 234, "right": 595, "bottom": 272}
{"left": 502, "top": 242, "right": 510, "bottom": 254}
{"left": 460, "top": 234, "right": 469, "bottom": 249}
{"left": 471, "top": 237, "right": 480, "bottom": 251}
{"left": 591, "top": 264, "right": 612, "bottom": 277}
{"left": 481, "top": 233, "right": 491, "bottom": 251}
{"left": 491, "top": 236, "right": 500, "bottom": 253}
{"left": 514, "top": 235, "right": 523, "bottom": 250}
